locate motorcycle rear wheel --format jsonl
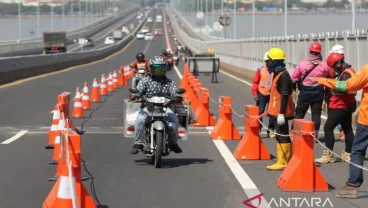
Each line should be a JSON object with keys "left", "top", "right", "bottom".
{"left": 154, "top": 130, "right": 163, "bottom": 168}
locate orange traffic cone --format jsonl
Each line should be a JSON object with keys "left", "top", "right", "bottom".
{"left": 82, "top": 82, "right": 91, "bottom": 110}
{"left": 43, "top": 158, "right": 97, "bottom": 208}
{"left": 72, "top": 87, "right": 84, "bottom": 118}
{"left": 118, "top": 66, "right": 124, "bottom": 86}
{"left": 51, "top": 112, "right": 66, "bottom": 164}
{"left": 113, "top": 70, "right": 119, "bottom": 89}
{"left": 91, "top": 78, "right": 100, "bottom": 102}
{"left": 46, "top": 104, "right": 61, "bottom": 149}
{"left": 107, "top": 72, "right": 114, "bottom": 92}
{"left": 100, "top": 74, "right": 108, "bottom": 96}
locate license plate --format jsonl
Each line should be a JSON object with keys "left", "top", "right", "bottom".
{"left": 152, "top": 112, "right": 166, "bottom": 117}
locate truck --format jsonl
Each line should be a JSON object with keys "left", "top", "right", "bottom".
{"left": 43, "top": 32, "right": 67, "bottom": 54}
{"left": 156, "top": 15, "right": 162, "bottom": 23}
{"left": 113, "top": 30, "right": 123, "bottom": 40}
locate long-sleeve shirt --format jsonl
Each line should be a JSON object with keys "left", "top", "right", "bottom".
{"left": 135, "top": 76, "right": 180, "bottom": 98}
{"left": 292, "top": 60, "right": 329, "bottom": 86}
{"left": 318, "top": 64, "right": 368, "bottom": 125}
{"left": 251, "top": 68, "right": 262, "bottom": 97}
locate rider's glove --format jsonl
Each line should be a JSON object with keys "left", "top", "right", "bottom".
{"left": 173, "top": 96, "right": 183, "bottom": 103}
{"left": 130, "top": 96, "right": 140, "bottom": 102}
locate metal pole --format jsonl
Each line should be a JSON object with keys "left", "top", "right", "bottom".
{"left": 37, "top": 1, "right": 40, "bottom": 37}
{"left": 71, "top": 0, "right": 74, "bottom": 30}
{"left": 79, "top": 0, "right": 82, "bottom": 28}
{"left": 252, "top": 0, "right": 255, "bottom": 38}
{"left": 18, "top": 0, "right": 21, "bottom": 41}
{"left": 51, "top": 3, "right": 54, "bottom": 31}
{"left": 233, "top": 0, "right": 236, "bottom": 39}
{"left": 284, "top": 0, "right": 287, "bottom": 36}
{"left": 62, "top": 1, "right": 65, "bottom": 31}
{"left": 212, "top": 0, "right": 214, "bottom": 28}
{"left": 352, "top": 0, "right": 356, "bottom": 32}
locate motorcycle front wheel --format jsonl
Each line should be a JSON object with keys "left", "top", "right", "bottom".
{"left": 154, "top": 129, "right": 163, "bottom": 168}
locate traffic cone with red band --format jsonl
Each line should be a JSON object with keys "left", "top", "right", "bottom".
{"left": 113, "top": 70, "right": 119, "bottom": 89}
{"left": 91, "top": 78, "right": 100, "bottom": 102}
{"left": 72, "top": 87, "right": 84, "bottom": 118}
{"left": 47, "top": 104, "right": 61, "bottom": 149}
{"left": 107, "top": 72, "right": 114, "bottom": 92}
{"left": 100, "top": 74, "right": 108, "bottom": 96}
{"left": 82, "top": 82, "right": 91, "bottom": 110}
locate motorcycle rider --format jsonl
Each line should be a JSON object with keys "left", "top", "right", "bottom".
{"left": 129, "top": 52, "right": 150, "bottom": 88}
{"left": 162, "top": 49, "right": 173, "bottom": 70}
{"left": 130, "top": 56, "right": 183, "bottom": 154}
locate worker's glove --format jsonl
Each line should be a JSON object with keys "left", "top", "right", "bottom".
{"left": 277, "top": 114, "right": 285, "bottom": 126}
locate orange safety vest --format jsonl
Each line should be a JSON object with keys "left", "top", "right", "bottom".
{"left": 268, "top": 71, "right": 295, "bottom": 118}
{"left": 258, "top": 66, "right": 273, "bottom": 96}
{"left": 332, "top": 68, "right": 356, "bottom": 95}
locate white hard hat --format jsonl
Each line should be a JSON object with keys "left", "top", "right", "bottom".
{"left": 329, "top": 44, "right": 344, "bottom": 54}
{"left": 263, "top": 52, "right": 270, "bottom": 61}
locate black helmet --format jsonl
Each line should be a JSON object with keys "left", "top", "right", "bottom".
{"left": 149, "top": 56, "right": 168, "bottom": 78}
{"left": 136, "top": 52, "right": 145, "bottom": 62}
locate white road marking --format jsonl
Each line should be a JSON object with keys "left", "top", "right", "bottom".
{"left": 207, "top": 128, "right": 268, "bottom": 206}
{"left": 1, "top": 130, "right": 28, "bottom": 144}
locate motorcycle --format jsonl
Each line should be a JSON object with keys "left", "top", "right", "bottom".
{"left": 163, "top": 54, "right": 174, "bottom": 71}
{"left": 132, "top": 67, "right": 146, "bottom": 89}
{"left": 173, "top": 54, "right": 180, "bottom": 66}
{"left": 128, "top": 88, "right": 186, "bottom": 168}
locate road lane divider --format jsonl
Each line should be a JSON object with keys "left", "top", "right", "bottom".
{"left": 1, "top": 130, "right": 28, "bottom": 144}
{"left": 210, "top": 96, "right": 241, "bottom": 140}
{"left": 278, "top": 119, "right": 328, "bottom": 192}
{"left": 234, "top": 105, "right": 271, "bottom": 160}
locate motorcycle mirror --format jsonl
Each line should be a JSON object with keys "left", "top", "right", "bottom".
{"left": 129, "top": 88, "right": 139, "bottom": 93}
{"left": 176, "top": 88, "right": 186, "bottom": 94}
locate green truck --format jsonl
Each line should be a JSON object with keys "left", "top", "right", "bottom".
{"left": 43, "top": 32, "right": 67, "bottom": 54}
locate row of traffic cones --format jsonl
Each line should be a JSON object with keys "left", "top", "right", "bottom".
{"left": 180, "top": 63, "right": 328, "bottom": 192}
{"left": 43, "top": 66, "right": 135, "bottom": 207}
{"left": 72, "top": 69, "right": 130, "bottom": 118}
{"left": 44, "top": 92, "right": 96, "bottom": 207}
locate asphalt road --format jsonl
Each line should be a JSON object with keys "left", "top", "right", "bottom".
{"left": 0, "top": 8, "right": 367, "bottom": 208}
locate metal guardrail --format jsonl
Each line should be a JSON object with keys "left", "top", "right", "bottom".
{"left": 0, "top": 9, "right": 150, "bottom": 85}
{"left": 0, "top": 7, "right": 139, "bottom": 57}
{"left": 168, "top": 8, "right": 367, "bottom": 102}
{"left": 168, "top": 9, "right": 368, "bottom": 75}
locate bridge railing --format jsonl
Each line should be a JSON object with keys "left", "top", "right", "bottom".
{"left": 168, "top": 9, "right": 368, "bottom": 75}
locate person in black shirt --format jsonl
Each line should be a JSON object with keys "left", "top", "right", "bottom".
{"left": 266, "top": 48, "right": 295, "bottom": 171}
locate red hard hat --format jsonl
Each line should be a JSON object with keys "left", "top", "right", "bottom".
{"left": 309, "top": 41, "right": 322, "bottom": 53}
{"left": 326, "top": 53, "right": 344, "bottom": 68}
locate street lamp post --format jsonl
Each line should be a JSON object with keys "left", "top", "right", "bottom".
{"left": 284, "top": 0, "right": 287, "bottom": 36}
{"left": 18, "top": 0, "right": 21, "bottom": 41}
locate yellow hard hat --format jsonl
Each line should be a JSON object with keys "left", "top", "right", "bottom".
{"left": 263, "top": 52, "right": 270, "bottom": 61}
{"left": 268, "top": 48, "right": 285, "bottom": 60}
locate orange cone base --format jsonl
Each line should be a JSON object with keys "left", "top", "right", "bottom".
{"left": 234, "top": 134, "right": 271, "bottom": 160}
{"left": 43, "top": 177, "right": 96, "bottom": 208}
{"left": 72, "top": 115, "right": 85, "bottom": 119}
{"left": 277, "top": 157, "right": 329, "bottom": 192}
{"left": 210, "top": 120, "right": 241, "bottom": 140}
{"left": 193, "top": 107, "right": 216, "bottom": 127}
